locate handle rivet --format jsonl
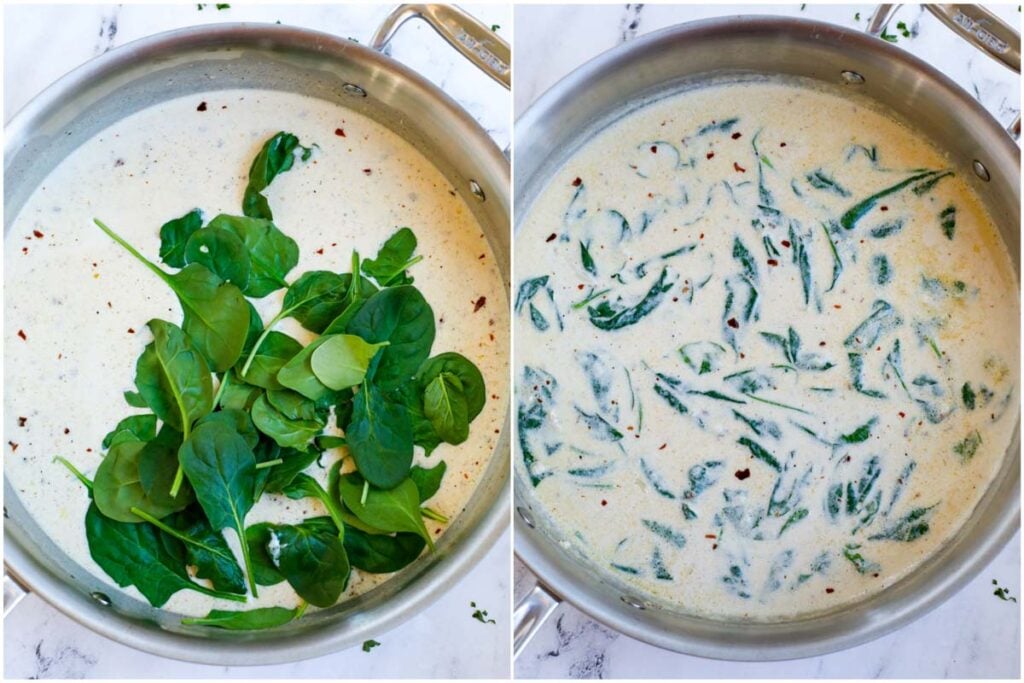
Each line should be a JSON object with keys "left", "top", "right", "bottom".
{"left": 342, "top": 83, "right": 367, "bottom": 98}
{"left": 621, "top": 595, "right": 646, "bottom": 610}
{"left": 972, "top": 160, "right": 991, "bottom": 182}
{"left": 840, "top": 70, "right": 865, "bottom": 85}
{"left": 90, "top": 591, "right": 112, "bottom": 606}
{"left": 516, "top": 506, "right": 535, "bottom": 528}
{"left": 469, "top": 180, "right": 486, "bottom": 202}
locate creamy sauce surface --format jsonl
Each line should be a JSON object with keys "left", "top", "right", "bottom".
{"left": 6, "top": 89, "right": 508, "bottom": 616}
{"left": 515, "top": 80, "right": 1018, "bottom": 621}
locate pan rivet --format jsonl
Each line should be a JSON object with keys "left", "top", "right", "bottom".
{"left": 621, "top": 595, "right": 646, "bottom": 610}
{"left": 90, "top": 591, "right": 112, "bottom": 606}
{"left": 840, "top": 70, "right": 865, "bottom": 85}
{"left": 972, "top": 160, "right": 991, "bottom": 182}
{"left": 342, "top": 83, "right": 367, "bottom": 98}
{"left": 516, "top": 506, "right": 535, "bottom": 528}
{"left": 469, "top": 180, "right": 486, "bottom": 202}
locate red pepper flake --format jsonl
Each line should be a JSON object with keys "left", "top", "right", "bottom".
{"left": 819, "top": 341, "right": 826, "bottom": 347}
{"left": 478, "top": 253, "right": 486, "bottom": 260}
{"left": 473, "top": 296, "right": 486, "bottom": 312}
{"left": 21, "top": 247, "right": 28, "bottom": 255}
{"left": 726, "top": 317, "right": 739, "bottom": 329}
{"left": 196, "top": 101, "right": 208, "bottom": 112}
{"left": 712, "top": 543, "right": 718, "bottom": 550}
{"left": 127, "top": 328, "right": 135, "bottom": 334}
{"left": 32, "top": 230, "right": 44, "bottom": 238}
{"left": 64, "top": 427, "right": 70, "bottom": 435}
{"left": 650, "top": 145, "right": 658, "bottom": 153}
{"left": 8, "top": 441, "right": 17, "bottom": 452}
{"left": 731, "top": 132, "right": 742, "bottom": 140}
{"left": 600, "top": 499, "right": 608, "bottom": 506}
{"left": 17, "top": 417, "right": 27, "bottom": 427}
{"left": 735, "top": 468, "right": 751, "bottom": 480}
{"left": 872, "top": 573, "right": 880, "bottom": 578}
{"left": 781, "top": 239, "right": 791, "bottom": 248}
{"left": 545, "top": 233, "right": 557, "bottom": 243}
{"left": 833, "top": 304, "right": 842, "bottom": 309}
{"left": 571, "top": 177, "right": 582, "bottom": 187}
{"left": 706, "top": 151, "right": 715, "bottom": 160}
{"left": 779, "top": 142, "right": 787, "bottom": 147}
{"left": 334, "top": 128, "right": 346, "bottom": 137}
{"left": 767, "top": 258, "right": 779, "bottom": 267}
{"left": 880, "top": 205, "right": 889, "bottom": 212}
{"left": 315, "top": 248, "right": 324, "bottom": 255}
{"left": 825, "top": 587, "right": 835, "bottom": 594}
{"left": 362, "top": 168, "right": 373, "bottom": 175}
{"left": 699, "top": 233, "right": 705, "bottom": 240}
{"left": 705, "top": 534, "right": 717, "bottom": 539}
{"left": 17, "top": 329, "right": 26, "bottom": 341}
{"left": 898, "top": 411, "right": 906, "bottom": 418}
{"left": 733, "top": 162, "right": 746, "bottom": 173}
{"left": 658, "top": 443, "right": 667, "bottom": 450}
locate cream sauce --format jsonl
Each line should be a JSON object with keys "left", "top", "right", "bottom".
{"left": 515, "top": 79, "right": 1018, "bottom": 621}
{"left": 6, "top": 89, "right": 509, "bottom": 616}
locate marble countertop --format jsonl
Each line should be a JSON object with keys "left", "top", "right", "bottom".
{"left": 513, "top": 3, "right": 1020, "bottom": 680}
{"left": 4, "top": 3, "right": 510, "bottom": 679}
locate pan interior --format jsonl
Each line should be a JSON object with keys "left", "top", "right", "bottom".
{"left": 5, "top": 27, "right": 509, "bottom": 657}
{"left": 513, "top": 18, "right": 1019, "bottom": 659}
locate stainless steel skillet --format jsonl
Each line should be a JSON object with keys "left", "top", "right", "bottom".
{"left": 513, "top": 5, "right": 1020, "bottom": 661}
{"left": 4, "top": 4, "right": 510, "bottom": 666}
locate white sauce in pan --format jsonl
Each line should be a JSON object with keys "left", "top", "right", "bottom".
{"left": 515, "top": 80, "right": 1018, "bottom": 621}
{"left": 5, "top": 90, "right": 509, "bottom": 616}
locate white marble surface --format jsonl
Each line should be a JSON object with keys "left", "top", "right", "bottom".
{"left": 513, "top": 3, "right": 1021, "bottom": 679}
{"left": 4, "top": 3, "right": 510, "bottom": 679}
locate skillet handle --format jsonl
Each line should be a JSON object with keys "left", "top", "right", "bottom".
{"left": 867, "top": 4, "right": 1021, "bottom": 140}
{"left": 370, "top": 4, "right": 510, "bottom": 90}
{"left": 513, "top": 581, "right": 561, "bottom": 659}
{"left": 3, "top": 571, "right": 29, "bottom": 618}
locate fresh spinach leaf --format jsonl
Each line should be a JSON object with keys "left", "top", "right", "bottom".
{"left": 414, "top": 352, "right": 486, "bottom": 422}
{"left": 158, "top": 209, "right": 203, "bottom": 268}
{"left": 346, "top": 382, "right": 415, "bottom": 489}
{"left": 362, "top": 228, "right": 422, "bottom": 287}
{"left": 271, "top": 520, "right": 351, "bottom": 607}
{"left": 346, "top": 286, "right": 436, "bottom": 389}
{"left": 134, "top": 319, "right": 213, "bottom": 434}
{"left": 337, "top": 473, "right": 433, "bottom": 548}
{"left": 251, "top": 393, "right": 322, "bottom": 451}
{"left": 207, "top": 214, "right": 299, "bottom": 298}
{"left": 178, "top": 420, "right": 259, "bottom": 596}
{"left": 310, "top": 334, "right": 388, "bottom": 390}
{"left": 344, "top": 527, "right": 426, "bottom": 573}
{"left": 423, "top": 372, "right": 470, "bottom": 445}
{"left": 242, "top": 132, "right": 313, "bottom": 221}
{"left": 102, "top": 414, "right": 157, "bottom": 449}
{"left": 184, "top": 225, "right": 251, "bottom": 289}
{"left": 409, "top": 461, "right": 446, "bottom": 502}
{"left": 182, "top": 604, "right": 305, "bottom": 630}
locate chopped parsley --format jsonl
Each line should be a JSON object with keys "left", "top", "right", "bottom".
{"left": 362, "top": 639, "right": 381, "bottom": 652}
{"left": 470, "top": 601, "right": 496, "bottom": 624}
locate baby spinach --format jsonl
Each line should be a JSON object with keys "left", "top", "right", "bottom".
{"left": 79, "top": 131, "right": 484, "bottom": 618}
{"left": 414, "top": 352, "right": 486, "bottom": 421}
{"left": 346, "top": 286, "right": 436, "bottom": 389}
{"left": 178, "top": 420, "right": 259, "bottom": 596}
{"left": 184, "top": 225, "right": 251, "bottom": 289}
{"left": 102, "top": 414, "right": 157, "bottom": 449}
{"left": 423, "top": 372, "right": 470, "bottom": 445}
{"left": 207, "top": 214, "right": 299, "bottom": 298}
{"left": 182, "top": 604, "right": 305, "bottom": 630}
{"left": 251, "top": 393, "right": 322, "bottom": 451}
{"left": 346, "top": 381, "right": 414, "bottom": 489}
{"left": 588, "top": 267, "right": 677, "bottom": 330}
{"left": 158, "top": 209, "right": 203, "bottom": 267}
{"left": 362, "top": 227, "right": 422, "bottom": 287}
{"left": 310, "top": 334, "right": 388, "bottom": 390}
{"left": 134, "top": 319, "right": 213, "bottom": 434}
{"left": 410, "top": 461, "right": 447, "bottom": 502}
{"left": 345, "top": 527, "right": 426, "bottom": 573}
{"left": 271, "top": 520, "right": 351, "bottom": 607}
{"left": 242, "top": 131, "right": 313, "bottom": 221}
{"left": 338, "top": 473, "right": 433, "bottom": 549}
{"left": 85, "top": 502, "right": 245, "bottom": 607}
